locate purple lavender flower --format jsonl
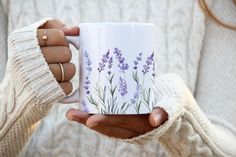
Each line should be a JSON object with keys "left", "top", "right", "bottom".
{"left": 107, "top": 56, "right": 113, "bottom": 75}
{"left": 114, "top": 48, "right": 129, "bottom": 73}
{"left": 133, "top": 52, "right": 142, "bottom": 70}
{"left": 118, "top": 63, "right": 129, "bottom": 72}
{"left": 87, "top": 67, "right": 92, "bottom": 72}
{"left": 114, "top": 48, "right": 121, "bottom": 59}
{"left": 97, "top": 50, "right": 110, "bottom": 73}
{"left": 136, "top": 52, "right": 142, "bottom": 61}
{"left": 85, "top": 79, "right": 90, "bottom": 85}
{"left": 84, "top": 76, "right": 90, "bottom": 95}
{"left": 130, "top": 84, "right": 142, "bottom": 104}
{"left": 81, "top": 100, "right": 89, "bottom": 112}
{"left": 142, "top": 65, "right": 150, "bottom": 74}
{"left": 84, "top": 85, "right": 89, "bottom": 90}
{"left": 83, "top": 51, "right": 92, "bottom": 94}
{"left": 84, "top": 51, "right": 92, "bottom": 73}
{"left": 142, "top": 52, "right": 154, "bottom": 75}
{"left": 118, "top": 77, "right": 128, "bottom": 96}
{"left": 102, "top": 50, "right": 110, "bottom": 62}
{"left": 152, "top": 60, "right": 155, "bottom": 77}
{"left": 98, "top": 62, "right": 105, "bottom": 72}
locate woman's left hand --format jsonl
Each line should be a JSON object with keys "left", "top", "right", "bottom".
{"left": 66, "top": 107, "right": 168, "bottom": 139}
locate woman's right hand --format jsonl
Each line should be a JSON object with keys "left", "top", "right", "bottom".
{"left": 37, "top": 19, "right": 79, "bottom": 95}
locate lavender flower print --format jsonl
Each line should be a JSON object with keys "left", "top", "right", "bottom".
{"left": 133, "top": 52, "right": 142, "bottom": 70}
{"left": 84, "top": 77, "right": 90, "bottom": 94}
{"left": 98, "top": 50, "right": 110, "bottom": 72}
{"left": 130, "top": 84, "right": 142, "bottom": 104}
{"left": 108, "top": 56, "right": 113, "bottom": 75}
{"left": 83, "top": 51, "right": 92, "bottom": 95}
{"left": 84, "top": 48, "right": 155, "bottom": 114}
{"left": 81, "top": 100, "right": 89, "bottom": 112}
{"left": 118, "top": 77, "right": 128, "bottom": 96}
{"left": 137, "top": 52, "right": 142, "bottom": 61}
{"left": 114, "top": 48, "right": 129, "bottom": 73}
{"left": 152, "top": 60, "right": 155, "bottom": 77}
{"left": 142, "top": 52, "right": 154, "bottom": 75}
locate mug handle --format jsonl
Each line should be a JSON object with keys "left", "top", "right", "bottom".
{"left": 59, "top": 36, "right": 80, "bottom": 103}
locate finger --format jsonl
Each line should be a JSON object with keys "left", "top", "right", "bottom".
{"left": 62, "top": 26, "right": 80, "bottom": 36}
{"left": 59, "top": 82, "right": 73, "bottom": 95}
{"left": 40, "top": 19, "right": 65, "bottom": 29}
{"left": 86, "top": 114, "right": 153, "bottom": 134}
{"left": 49, "top": 63, "right": 76, "bottom": 82}
{"left": 66, "top": 108, "right": 90, "bottom": 124}
{"left": 37, "top": 29, "right": 69, "bottom": 47}
{"left": 87, "top": 122, "right": 139, "bottom": 139}
{"left": 41, "top": 46, "right": 72, "bottom": 64}
{"left": 149, "top": 107, "right": 168, "bottom": 127}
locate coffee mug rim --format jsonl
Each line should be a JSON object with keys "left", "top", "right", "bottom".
{"left": 79, "top": 22, "right": 155, "bottom": 27}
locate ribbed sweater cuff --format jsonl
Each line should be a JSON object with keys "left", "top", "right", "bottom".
{"left": 120, "top": 74, "right": 228, "bottom": 156}
{"left": 8, "top": 18, "right": 65, "bottom": 113}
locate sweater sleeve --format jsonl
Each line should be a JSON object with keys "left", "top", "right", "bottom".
{"left": 0, "top": 19, "right": 65, "bottom": 157}
{"left": 122, "top": 73, "right": 236, "bottom": 157}
{"left": 0, "top": 0, "right": 8, "bottom": 81}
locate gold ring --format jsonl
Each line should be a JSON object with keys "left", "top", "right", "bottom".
{"left": 58, "top": 63, "right": 65, "bottom": 82}
{"left": 42, "top": 29, "right": 48, "bottom": 46}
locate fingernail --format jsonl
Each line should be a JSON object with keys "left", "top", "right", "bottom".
{"left": 65, "top": 25, "right": 76, "bottom": 30}
{"left": 154, "top": 113, "right": 161, "bottom": 127}
{"left": 66, "top": 111, "right": 74, "bottom": 121}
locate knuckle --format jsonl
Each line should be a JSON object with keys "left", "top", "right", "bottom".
{"left": 56, "top": 30, "right": 68, "bottom": 47}
{"left": 56, "top": 29, "right": 65, "bottom": 39}
{"left": 63, "top": 47, "right": 72, "bottom": 61}
{"left": 66, "top": 63, "right": 76, "bottom": 77}
{"left": 50, "top": 19, "right": 60, "bottom": 24}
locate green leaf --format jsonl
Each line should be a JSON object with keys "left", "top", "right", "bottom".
{"left": 102, "top": 86, "right": 106, "bottom": 102}
{"left": 110, "top": 74, "right": 115, "bottom": 84}
{"left": 121, "top": 102, "right": 127, "bottom": 110}
{"left": 137, "top": 101, "right": 142, "bottom": 114}
{"left": 113, "top": 102, "right": 119, "bottom": 114}
{"left": 132, "top": 71, "right": 139, "bottom": 84}
{"left": 111, "top": 85, "right": 117, "bottom": 96}
{"left": 147, "top": 88, "right": 151, "bottom": 104}
{"left": 87, "top": 95, "right": 98, "bottom": 107}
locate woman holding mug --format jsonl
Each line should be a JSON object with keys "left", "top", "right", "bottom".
{"left": 0, "top": 0, "right": 236, "bottom": 157}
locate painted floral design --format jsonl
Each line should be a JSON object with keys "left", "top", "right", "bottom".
{"left": 81, "top": 51, "right": 93, "bottom": 112}
{"left": 83, "top": 52, "right": 92, "bottom": 95}
{"left": 98, "top": 50, "right": 110, "bottom": 72}
{"left": 118, "top": 77, "right": 128, "bottom": 96}
{"left": 108, "top": 56, "right": 113, "bottom": 75}
{"left": 133, "top": 52, "right": 142, "bottom": 70}
{"left": 130, "top": 83, "right": 142, "bottom": 105}
{"left": 83, "top": 48, "right": 156, "bottom": 114}
{"left": 142, "top": 52, "right": 154, "bottom": 75}
{"left": 114, "top": 48, "right": 129, "bottom": 73}
{"left": 81, "top": 100, "right": 89, "bottom": 113}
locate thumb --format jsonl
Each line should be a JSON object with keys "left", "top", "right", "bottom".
{"left": 149, "top": 107, "right": 168, "bottom": 127}
{"left": 66, "top": 108, "right": 90, "bottom": 125}
{"left": 62, "top": 26, "right": 80, "bottom": 36}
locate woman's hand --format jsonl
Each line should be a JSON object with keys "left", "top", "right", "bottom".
{"left": 66, "top": 107, "right": 168, "bottom": 139}
{"left": 37, "top": 19, "right": 79, "bottom": 95}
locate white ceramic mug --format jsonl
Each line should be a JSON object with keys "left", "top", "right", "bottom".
{"left": 61, "top": 23, "right": 157, "bottom": 114}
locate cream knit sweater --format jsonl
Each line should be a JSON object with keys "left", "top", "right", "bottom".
{"left": 0, "top": 0, "right": 236, "bottom": 157}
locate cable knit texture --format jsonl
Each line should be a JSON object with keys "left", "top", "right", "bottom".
{"left": 0, "top": 0, "right": 236, "bottom": 157}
